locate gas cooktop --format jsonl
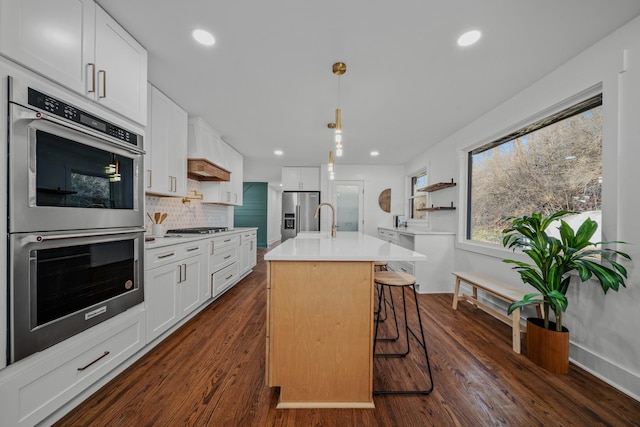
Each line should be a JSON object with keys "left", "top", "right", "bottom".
{"left": 165, "top": 227, "right": 229, "bottom": 235}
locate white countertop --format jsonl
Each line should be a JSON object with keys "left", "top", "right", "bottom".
{"left": 145, "top": 227, "right": 257, "bottom": 250}
{"left": 378, "top": 226, "right": 456, "bottom": 235}
{"left": 264, "top": 232, "right": 427, "bottom": 262}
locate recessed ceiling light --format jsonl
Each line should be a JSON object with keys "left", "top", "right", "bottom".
{"left": 370, "top": 151, "right": 379, "bottom": 156}
{"left": 192, "top": 29, "right": 215, "bottom": 46}
{"left": 457, "top": 30, "right": 481, "bottom": 47}
{"left": 274, "top": 150, "right": 283, "bottom": 155}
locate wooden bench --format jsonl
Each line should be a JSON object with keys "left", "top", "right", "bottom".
{"left": 451, "top": 271, "right": 542, "bottom": 354}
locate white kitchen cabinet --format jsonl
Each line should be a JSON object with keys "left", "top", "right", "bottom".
{"left": 145, "top": 261, "right": 179, "bottom": 342}
{"left": 377, "top": 227, "right": 455, "bottom": 294}
{"left": 0, "top": 305, "right": 145, "bottom": 427}
{"left": 145, "top": 240, "right": 206, "bottom": 343}
{"left": 240, "top": 230, "right": 257, "bottom": 274}
{"left": 208, "top": 233, "right": 241, "bottom": 297}
{"left": 0, "top": 0, "right": 148, "bottom": 125}
{"left": 282, "top": 167, "right": 320, "bottom": 191}
{"left": 188, "top": 118, "right": 243, "bottom": 205}
{"left": 214, "top": 144, "right": 244, "bottom": 205}
{"left": 145, "top": 84, "right": 188, "bottom": 197}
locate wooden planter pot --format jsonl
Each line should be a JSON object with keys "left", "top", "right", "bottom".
{"left": 526, "top": 318, "right": 569, "bottom": 374}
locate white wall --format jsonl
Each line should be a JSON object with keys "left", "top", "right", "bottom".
{"left": 406, "top": 16, "right": 640, "bottom": 398}
{"left": 267, "top": 184, "right": 282, "bottom": 246}
{"left": 319, "top": 164, "right": 405, "bottom": 236}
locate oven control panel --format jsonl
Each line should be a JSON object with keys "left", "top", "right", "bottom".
{"left": 27, "top": 88, "right": 139, "bottom": 146}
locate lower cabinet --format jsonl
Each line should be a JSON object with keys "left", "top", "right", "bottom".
{"left": 0, "top": 306, "right": 146, "bottom": 427}
{"left": 377, "top": 228, "right": 455, "bottom": 293}
{"left": 208, "top": 233, "right": 240, "bottom": 297}
{"left": 240, "top": 230, "right": 257, "bottom": 274}
{"left": 0, "top": 229, "right": 257, "bottom": 426}
{"left": 145, "top": 240, "right": 206, "bottom": 343}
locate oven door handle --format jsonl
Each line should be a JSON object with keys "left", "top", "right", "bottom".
{"left": 23, "top": 228, "right": 146, "bottom": 243}
{"left": 13, "top": 106, "right": 145, "bottom": 156}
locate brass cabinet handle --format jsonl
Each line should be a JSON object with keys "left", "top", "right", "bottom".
{"left": 87, "top": 63, "right": 96, "bottom": 93}
{"left": 224, "top": 255, "right": 231, "bottom": 259}
{"left": 157, "top": 252, "right": 175, "bottom": 259}
{"left": 225, "top": 274, "right": 233, "bottom": 280}
{"left": 98, "top": 70, "right": 106, "bottom": 98}
{"left": 78, "top": 351, "right": 110, "bottom": 371}
{"left": 186, "top": 246, "right": 199, "bottom": 252}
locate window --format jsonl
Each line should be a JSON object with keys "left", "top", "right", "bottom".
{"left": 467, "top": 94, "right": 603, "bottom": 244}
{"left": 410, "top": 172, "right": 427, "bottom": 220}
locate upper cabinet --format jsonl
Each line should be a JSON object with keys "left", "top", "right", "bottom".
{"left": 145, "top": 84, "right": 188, "bottom": 197}
{"left": 0, "top": 0, "right": 148, "bottom": 125}
{"left": 282, "top": 167, "right": 320, "bottom": 191}
{"left": 187, "top": 117, "right": 244, "bottom": 206}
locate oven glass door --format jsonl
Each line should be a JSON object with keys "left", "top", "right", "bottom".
{"left": 8, "top": 103, "right": 143, "bottom": 232}
{"left": 9, "top": 229, "right": 144, "bottom": 363}
{"left": 35, "top": 129, "right": 134, "bottom": 209}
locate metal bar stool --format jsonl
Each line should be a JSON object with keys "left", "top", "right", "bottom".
{"left": 374, "top": 262, "right": 393, "bottom": 323}
{"left": 373, "top": 271, "right": 434, "bottom": 395}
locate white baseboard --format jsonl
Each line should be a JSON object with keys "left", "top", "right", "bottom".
{"left": 570, "top": 342, "right": 640, "bottom": 402}
{"left": 470, "top": 289, "right": 640, "bottom": 403}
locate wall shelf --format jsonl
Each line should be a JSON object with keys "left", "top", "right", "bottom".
{"left": 417, "top": 179, "right": 456, "bottom": 193}
{"left": 418, "top": 205, "right": 456, "bottom": 212}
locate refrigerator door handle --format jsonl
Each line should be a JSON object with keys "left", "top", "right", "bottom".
{"left": 296, "top": 205, "right": 300, "bottom": 234}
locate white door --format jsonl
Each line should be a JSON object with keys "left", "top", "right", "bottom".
{"left": 332, "top": 181, "right": 364, "bottom": 232}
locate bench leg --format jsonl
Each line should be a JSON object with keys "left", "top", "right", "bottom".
{"left": 452, "top": 277, "right": 461, "bottom": 310}
{"left": 512, "top": 307, "right": 521, "bottom": 354}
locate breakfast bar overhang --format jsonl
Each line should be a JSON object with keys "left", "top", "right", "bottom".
{"left": 264, "top": 232, "right": 426, "bottom": 408}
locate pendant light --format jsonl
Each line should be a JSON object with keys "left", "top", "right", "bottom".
{"left": 328, "top": 62, "right": 346, "bottom": 157}
{"left": 328, "top": 150, "right": 335, "bottom": 180}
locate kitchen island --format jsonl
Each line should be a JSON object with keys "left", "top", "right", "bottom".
{"left": 264, "top": 232, "right": 426, "bottom": 408}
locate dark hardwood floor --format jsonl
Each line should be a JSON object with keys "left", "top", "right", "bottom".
{"left": 57, "top": 248, "right": 640, "bottom": 426}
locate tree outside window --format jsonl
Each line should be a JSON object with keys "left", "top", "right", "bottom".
{"left": 468, "top": 95, "right": 602, "bottom": 244}
{"left": 410, "top": 173, "right": 427, "bottom": 220}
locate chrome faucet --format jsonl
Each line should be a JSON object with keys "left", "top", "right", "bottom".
{"left": 314, "top": 202, "right": 337, "bottom": 238}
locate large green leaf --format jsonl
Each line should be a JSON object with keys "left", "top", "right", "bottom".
{"left": 501, "top": 211, "right": 632, "bottom": 330}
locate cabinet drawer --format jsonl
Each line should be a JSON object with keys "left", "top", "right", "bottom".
{"left": 146, "top": 246, "right": 181, "bottom": 269}
{"left": 181, "top": 241, "right": 205, "bottom": 258}
{"left": 0, "top": 308, "right": 145, "bottom": 426}
{"left": 146, "top": 241, "right": 205, "bottom": 269}
{"left": 377, "top": 228, "right": 398, "bottom": 243}
{"left": 211, "top": 245, "right": 238, "bottom": 273}
{"left": 390, "top": 260, "right": 414, "bottom": 275}
{"left": 213, "top": 262, "right": 240, "bottom": 296}
{"left": 240, "top": 230, "right": 257, "bottom": 244}
{"left": 212, "top": 234, "right": 240, "bottom": 251}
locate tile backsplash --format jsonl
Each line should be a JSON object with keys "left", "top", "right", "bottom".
{"left": 145, "top": 179, "right": 230, "bottom": 234}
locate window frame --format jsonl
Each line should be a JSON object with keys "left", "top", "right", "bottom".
{"left": 459, "top": 85, "right": 605, "bottom": 257}
{"left": 407, "top": 169, "right": 427, "bottom": 222}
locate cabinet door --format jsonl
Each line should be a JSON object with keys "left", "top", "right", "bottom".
{"left": 0, "top": 0, "right": 95, "bottom": 94}
{"left": 94, "top": 6, "right": 147, "bottom": 125}
{"left": 145, "top": 263, "right": 179, "bottom": 342}
{"left": 299, "top": 167, "right": 320, "bottom": 191}
{"left": 240, "top": 241, "right": 250, "bottom": 274}
{"left": 281, "top": 167, "right": 301, "bottom": 191}
{"left": 168, "top": 102, "right": 188, "bottom": 196}
{"left": 249, "top": 237, "right": 257, "bottom": 269}
{"left": 232, "top": 149, "right": 244, "bottom": 205}
{"left": 147, "top": 85, "right": 171, "bottom": 195}
{"left": 178, "top": 254, "right": 205, "bottom": 316}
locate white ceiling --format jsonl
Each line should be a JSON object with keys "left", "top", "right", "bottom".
{"left": 97, "top": 0, "right": 640, "bottom": 184}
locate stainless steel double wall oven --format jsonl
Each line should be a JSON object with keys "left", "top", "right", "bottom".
{"left": 7, "top": 75, "right": 145, "bottom": 363}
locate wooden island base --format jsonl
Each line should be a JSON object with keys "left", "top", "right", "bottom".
{"left": 266, "top": 261, "right": 375, "bottom": 408}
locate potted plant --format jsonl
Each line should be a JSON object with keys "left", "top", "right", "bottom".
{"left": 501, "top": 210, "right": 631, "bottom": 373}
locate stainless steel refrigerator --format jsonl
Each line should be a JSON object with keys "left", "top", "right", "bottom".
{"left": 281, "top": 191, "right": 321, "bottom": 242}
